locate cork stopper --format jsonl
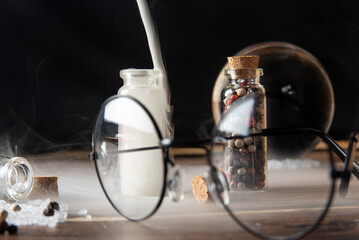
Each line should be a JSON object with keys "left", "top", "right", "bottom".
{"left": 227, "top": 55, "right": 259, "bottom": 69}
{"left": 28, "top": 176, "right": 59, "bottom": 200}
{"left": 226, "top": 55, "right": 260, "bottom": 79}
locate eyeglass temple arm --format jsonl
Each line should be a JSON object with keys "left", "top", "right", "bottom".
{"left": 262, "top": 128, "right": 359, "bottom": 180}
{"left": 160, "top": 139, "right": 212, "bottom": 166}
{"left": 171, "top": 142, "right": 210, "bottom": 156}
{"left": 171, "top": 139, "right": 212, "bottom": 162}
{"left": 90, "top": 139, "right": 211, "bottom": 166}
{"left": 90, "top": 140, "right": 174, "bottom": 164}
{"left": 90, "top": 146, "right": 164, "bottom": 160}
{"left": 339, "top": 132, "right": 358, "bottom": 197}
{"left": 90, "top": 145, "right": 177, "bottom": 167}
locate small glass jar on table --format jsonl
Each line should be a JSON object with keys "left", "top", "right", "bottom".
{"left": 0, "top": 155, "right": 34, "bottom": 201}
{"left": 220, "top": 56, "right": 267, "bottom": 191}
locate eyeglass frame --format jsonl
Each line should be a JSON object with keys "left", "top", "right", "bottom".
{"left": 89, "top": 94, "right": 358, "bottom": 239}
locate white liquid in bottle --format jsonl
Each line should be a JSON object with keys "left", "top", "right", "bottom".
{"left": 118, "top": 69, "right": 164, "bottom": 197}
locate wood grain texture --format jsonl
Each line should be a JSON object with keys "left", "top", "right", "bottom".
{"left": 4, "top": 150, "right": 357, "bottom": 240}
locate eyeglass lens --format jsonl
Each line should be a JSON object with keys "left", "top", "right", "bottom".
{"left": 210, "top": 129, "right": 336, "bottom": 239}
{"left": 93, "top": 96, "right": 165, "bottom": 220}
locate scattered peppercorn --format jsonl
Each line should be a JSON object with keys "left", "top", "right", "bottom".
{"left": 0, "top": 221, "right": 8, "bottom": 234}
{"left": 49, "top": 201, "right": 60, "bottom": 211}
{"left": 7, "top": 225, "right": 17, "bottom": 235}
{"left": 43, "top": 207, "right": 54, "bottom": 217}
{"left": 10, "top": 204, "right": 21, "bottom": 212}
{"left": 0, "top": 209, "right": 8, "bottom": 223}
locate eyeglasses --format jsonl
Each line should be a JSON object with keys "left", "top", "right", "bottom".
{"left": 90, "top": 94, "right": 358, "bottom": 240}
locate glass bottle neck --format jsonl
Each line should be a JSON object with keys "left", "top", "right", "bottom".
{"left": 120, "top": 69, "right": 159, "bottom": 88}
{"left": 228, "top": 77, "right": 260, "bottom": 85}
{"left": 225, "top": 68, "right": 263, "bottom": 85}
{"left": 123, "top": 77, "right": 158, "bottom": 87}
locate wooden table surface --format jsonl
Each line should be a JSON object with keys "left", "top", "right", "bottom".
{"left": 2, "top": 150, "right": 359, "bottom": 240}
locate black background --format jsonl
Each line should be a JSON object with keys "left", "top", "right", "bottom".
{"left": 0, "top": 0, "right": 359, "bottom": 154}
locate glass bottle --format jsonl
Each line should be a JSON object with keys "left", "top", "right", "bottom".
{"left": 117, "top": 69, "right": 167, "bottom": 197}
{"left": 221, "top": 56, "right": 267, "bottom": 191}
{"left": 0, "top": 156, "right": 34, "bottom": 200}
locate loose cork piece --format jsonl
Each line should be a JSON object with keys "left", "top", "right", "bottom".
{"left": 192, "top": 174, "right": 209, "bottom": 204}
{"left": 28, "top": 176, "right": 59, "bottom": 200}
{"left": 191, "top": 169, "right": 228, "bottom": 204}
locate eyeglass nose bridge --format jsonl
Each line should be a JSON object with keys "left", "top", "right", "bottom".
{"left": 339, "top": 132, "right": 358, "bottom": 198}
{"left": 166, "top": 164, "right": 185, "bottom": 202}
{"left": 161, "top": 139, "right": 186, "bottom": 202}
{"left": 204, "top": 168, "right": 230, "bottom": 206}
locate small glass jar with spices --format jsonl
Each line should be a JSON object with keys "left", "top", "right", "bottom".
{"left": 220, "top": 55, "right": 267, "bottom": 191}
